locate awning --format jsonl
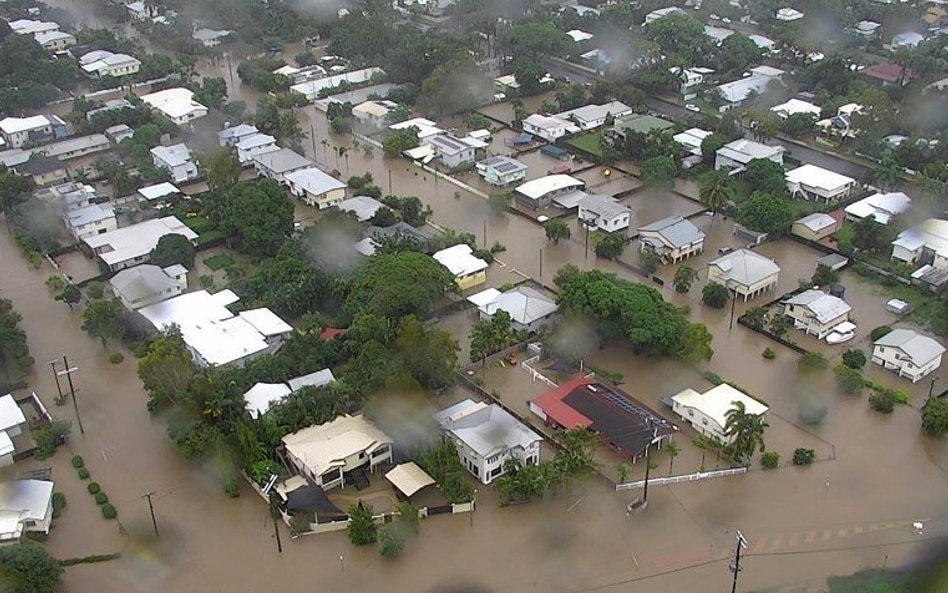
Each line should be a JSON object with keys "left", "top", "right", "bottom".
{"left": 285, "top": 484, "right": 345, "bottom": 515}
{"left": 466, "top": 288, "right": 501, "bottom": 308}
{"left": 384, "top": 462, "right": 435, "bottom": 497}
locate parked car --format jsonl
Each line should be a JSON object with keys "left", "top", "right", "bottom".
{"left": 685, "top": 104, "right": 700, "bottom": 113}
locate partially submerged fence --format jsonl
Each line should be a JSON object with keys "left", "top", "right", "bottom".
{"left": 615, "top": 467, "right": 747, "bottom": 491}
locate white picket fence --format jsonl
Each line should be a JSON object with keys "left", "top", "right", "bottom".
{"left": 615, "top": 467, "right": 747, "bottom": 491}
{"left": 521, "top": 355, "right": 558, "bottom": 389}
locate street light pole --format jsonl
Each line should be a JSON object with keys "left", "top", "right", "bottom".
{"left": 142, "top": 491, "right": 159, "bottom": 537}
{"left": 47, "top": 360, "right": 64, "bottom": 405}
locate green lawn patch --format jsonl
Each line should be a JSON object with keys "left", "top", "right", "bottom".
{"left": 567, "top": 133, "right": 604, "bottom": 158}
{"left": 203, "top": 253, "right": 235, "bottom": 270}
{"left": 195, "top": 230, "right": 228, "bottom": 247}
{"left": 183, "top": 215, "right": 216, "bottom": 233}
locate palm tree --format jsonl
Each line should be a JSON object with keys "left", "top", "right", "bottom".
{"left": 724, "top": 401, "right": 768, "bottom": 464}
{"left": 665, "top": 441, "right": 680, "bottom": 475}
{"left": 699, "top": 172, "right": 733, "bottom": 217}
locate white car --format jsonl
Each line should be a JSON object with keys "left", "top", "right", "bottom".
{"left": 685, "top": 104, "right": 700, "bottom": 113}
{"left": 825, "top": 321, "right": 856, "bottom": 345}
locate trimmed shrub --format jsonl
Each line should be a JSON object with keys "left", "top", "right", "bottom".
{"left": 762, "top": 347, "right": 776, "bottom": 360}
{"left": 94, "top": 492, "right": 108, "bottom": 505}
{"left": 87, "top": 482, "right": 101, "bottom": 495}
{"left": 869, "top": 325, "right": 892, "bottom": 341}
{"left": 71, "top": 455, "right": 84, "bottom": 469}
{"left": 52, "top": 492, "right": 66, "bottom": 518}
{"left": 869, "top": 391, "right": 896, "bottom": 413}
{"left": 378, "top": 524, "right": 406, "bottom": 557}
{"left": 109, "top": 353, "right": 124, "bottom": 364}
{"left": 761, "top": 451, "right": 779, "bottom": 469}
{"left": 77, "top": 468, "right": 90, "bottom": 480}
{"left": 792, "top": 448, "right": 815, "bottom": 465}
{"left": 841, "top": 349, "right": 866, "bottom": 370}
{"left": 101, "top": 504, "right": 117, "bottom": 519}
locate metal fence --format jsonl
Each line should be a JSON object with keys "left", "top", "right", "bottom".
{"left": 615, "top": 467, "right": 747, "bottom": 491}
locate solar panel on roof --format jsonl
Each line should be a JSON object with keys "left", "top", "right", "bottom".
{"left": 493, "top": 161, "right": 520, "bottom": 173}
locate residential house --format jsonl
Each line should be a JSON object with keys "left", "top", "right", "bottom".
{"left": 816, "top": 103, "right": 863, "bottom": 139}
{"left": 289, "top": 67, "right": 385, "bottom": 102}
{"left": 606, "top": 113, "right": 674, "bottom": 144}
{"left": 0, "top": 395, "right": 27, "bottom": 467}
{"left": 782, "top": 289, "right": 852, "bottom": 338}
{"left": 125, "top": 1, "right": 159, "bottom": 20}
{"left": 137, "top": 182, "right": 180, "bottom": 203}
{"left": 714, "top": 66, "right": 784, "bottom": 111}
{"left": 105, "top": 124, "right": 134, "bottom": 144}
{"left": 282, "top": 414, "right": 393, "bottom": 490}
{"left": 139, "top": 289, "right": 293, "bottom": 367}
{"left": 792, "top": 212, "right": 838, "bottom": 241}
{"left": 872, "top": 329, "right": 945, "bottom": 382}
{"left": 891, "top": 219, "right": 948, "bottom": 268}
{"left": 244, "top": 369, "right": 335, "bottom": 419}
{"left": 218, "top": 124, "right": 260, "bottom": 147}
{"left": 637, "top": 215, "right": 705, "bottom": 263}
{"left": 433, "top": 244, "right": 488, "bottom": 290}
{"left": 427, "top": 134, "right": 477, "bottom": 169}
{"left": 861, "top": 63, "right": 907, "bottom": 86}
{"left": 707, "top": 249, "right": 781, "bottom": 300}
{"left": 844, "top": 192, "right": 911, "bottom": 225}
{"left": 644, "top": 6, "right": 685, "bottom": 24}
{"left": 34, "top": 181, "right": 95, "bottom": 210}
{"left": 64, "top": 203, "right": 117, "bottom": 240}
{"left": 86, "top": 98, "right": 134, "bottom": 121}
{"left": 522, "top": 113, "right": 579, "bottom": 143}
{"left": 475, "top": 155, "right": 528, "bottom": 186}
{"left": 7, "top": 19, "right": 60, "bottom": 36}
{"left": 252, "top": 148, "right": 314, "bottom": 183}
{"left": 513, "top": 175, "right": 586, "bottom": 209}
{"left": 770, "top": 98, "right": 821, "bottom": 119}
{"left": 151, "top": 144, "right": 198, "bottom": 184}
{"left": 235, "top": 133, "right": 279, "bottom": 165}
{"left": 474, "top": 286, "right": 558, "bottom": 334}
{"left": 671, "top": 67, "right": 715, "bottom": 101}
{"left": 785, "top": 164, "right": 856, "bottom": 202}
{"left": 747, "top": 34, "right": 777, "bottom": 51}
{"left": 556, "top": 101, "right": 633, "bottom": 132}
{"left": 674, "top": 127, "right": 713, "bottom": 157}
{"left": 566, "top": 29, "right": 593, "bottom": 42}
{"left": 79, "top": 50, "right": 141, "bottom": 78}
{"left": 578, "top": 193, "right": 632, "bottom": 233}
{"left": 140, "top": 88, "right": 208, "bottom": 126}
{"left": 891, "top": 31, "right": 925, "bottom": 50}
{"left": 192, "top": 28, "right": 231, "bottom": 47}
{"left": 704, "top": 24, "right": 735, "bottom": 44}
{"left": 34, "top": 134, "right": 109, "bottom": 161}
{"left": 284, "top": 167, "right": 347, "bottom": 209}
{"left": 776, "top": 7, "right": 804, "bottom": 20}
{"left": 109, "top": 264, "right": 188, "bottom": 310}
{"left": 338, "top": 195, "right": 388, "bottom": 222}
{"left": 34, "top": 30, "right": 75, "bottom": 50}
{"left": 83, "top": 216, "right": 197, "bottom": 272}
{"left": 715, "top": 139, "right": 785, "bottom": 173}
{"left": 669, "top": 384, "right": 768, "bottom": 445}
{"left": 0, "top": 480, "right": 55, "bottom": 543}
{"left": 435, "top": 399, "right": 542, "bottom": 485}
{"left": 14, "top": 157, "right": 68, "bottom": 187}
{"left": 852, "top": 20, "right": 881, "bottom": 38}
{"left": 352, "top": 100, "right": 398, "bottom": 127}
{"left": 389, "top": 117, "right": 445, "bottom": 141}
{"left": 0, "top": 115, "right": 67, "bottom": 148}
{"left": 530, "top": 378, "right": 677, "bottom": 463}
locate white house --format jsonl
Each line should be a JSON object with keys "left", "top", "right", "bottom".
{"left": 644, "top": 6, "right": 685, "bottom": 24}
{"left": 0, "top": 115, "right": 68, "bottom": 148}
{"left": 34, "top": 30, "right": 75, "bottom": 50}
{"left": 522, "top": 113, "right": 579, "bottom": 143}
{"left": 579, "top": 193, "right": 632, "bottom": 233}
{"left": 7, "top": 19, "right": 60, "bottom": 36}
{"left": 566, "top": 29, "right": 593, "bottom": 42}
{"left": 243, "top": 369, "right": 335, "bottom": 419}
{"left": 891, "top": 31, "right": 925, "bottom": 50}
{"left": 770, "top": 98, "right": 821, "bottom": 119}
{"left": 234, "top": 133, "right": 279, "bottom": 165}
{"left": 435, "top": 399, "right": 542, "bottom": 485}
{"left": 872, "top": 329, "right": 945, "bottom": 382}
{"left": 83, "top": 216, "right": 197, "bottom": 272}
{"left": 844, "top": 191, "right": 911, "bottom": 225}
{"left": 555, "top": 101, "right": 633, "bottom": 131}
{"left": 433, "top": 244, "right": 488, "bottom": 290}
{"left": 140, "top": 88, "right": 208, "bottom": 126}
{"left": 714, "top": 66, "right": 784, "bottom": 111}
{"left": 139, "top": 289, "right": 293, "bottom": 368}
{"left": 352, "top": 100, "right": 398, "bottom": 127}
{"left": 775, "top": 7, "right": 804, "bottom": 21}
{"left": 337, "top": 195, "right": 387, "bottom": 222}
{"left": 638, "top": 215, "right": 705, "bottom": 263}
{"left": 79, "top": 50, "right": 141, "bottom": 78}
{"left": 782, "top": 289, "right": 852, "bottom": 338}
{"left": 0, "top": 395, "right": 27, "bottom": 467}
{"left": 474, "top": 286, "right": 558, "bottom": 334}
{"left": 389, "top": 117, "right": 445, "bottom": 141}
{"left": 671, "top": 66, "right": 715, "bottom": 100}
{"left": 476, "top": 155, "right": 528, "bottom": 186}
{"left": 707, "top": 249, "right": 781, "bottom": 300}
{"left": 64, "top": 203, "right": 117, "bottom": 240}
{"left": 151, "top": 144, "right": 198, "bottom": 183}
{"left": 670, "top": 384, "right": 768, "bottom": 444}
{"left": 715, "top": 139, "right": 785, "bottom": 173}
{"left": 891, "top": 219, "right": 948, "bottom": 268}
{"left": 289, "top": 67, "right": 385, "bottom": 102}
{"left": 427, "top": 134, "right": 477, "bottom": 169}
{"left": 792, "top": 212, "right": 838, "bottom": 241}
{"left": 674, "top": 128, "right": 713, "bottom": 157}
{"left": 513, "top": 175, "right": 586, "bottom": 209}
{"left": 109, "top": 263, "right": 188, "bottom": 310}
{"left": 785, "top": 164, "right": 856, "bottom": 202}
{"left": 282, "top": 414, "right": 393, "bottom": 490}
{"left": 284, "top": 167, "right": 347, "bottom": 209}
{"left": 192, "top": 28, "right": 232, "bottom": 47}
{"left": 252, "top": 148, "right": 313, "bottom": 183}
{"left": 0, "top": 480, "right": 55, "bottom": 543}
{"left": 137, "top": 182, "right": 180, "bottom": 203}
{"left": 218, "top": 123, "right": 260, "bottom": 147}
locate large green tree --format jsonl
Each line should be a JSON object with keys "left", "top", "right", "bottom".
{"left": 469, "top": 309, "right": 516, "bottom": 364}
{"left": 343, "top": 251, "right": 456, "bottom": 320}
{"left": 395, "top": 315, "right": 459, "bottom": 389}
{"left": 739, "top": 191, "right": 794, "bottom": 237}
{"left": 743, "top": 159, "right": 788, "bottom": 196}
{"left": 150, "top": 233, "right": 195, "bottom": 269}
{"left": 0, "top": 299, "right": 33, "bottom": 382}
{"left": 239, "top": 241, "right": 328, "bottom": 319}
{"left": 137, "top": 330, "right": 196, "bottom": 407}
{"left": 81, "top": 299, "right": 125, "bottom": 348}
{"left": 0, "top": 542, "right": 64, "bottom": 593}
{"left": 222, "top": 179, "right": 295, "bottom": 257}
{"left": 204, "top": 150, "right": 241, "bottom": 195}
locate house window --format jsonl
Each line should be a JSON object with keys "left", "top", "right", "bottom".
{"left": 688, "top": 410, "right": 694, "bottom": 417}
{"left": 490, "top": 466, "right": 503, "bottom": 479}
{"left": 701, "top": 418, "right": 708, "bottom": 425}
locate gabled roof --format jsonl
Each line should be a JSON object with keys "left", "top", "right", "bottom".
{"left": 784, "top": 289, "right": 851, "bottom": 324}
{"left": 717, "top": 139, "right": 785, "bottom": 164}
{"left": 671, "top": 384, "right": 768, "bottom": 430}
{"left": 557, "top": 101, "right": 632, "bottom": 126}
{"left": 385, "top": 462, "right": 435, "bottom": 497}
{"left": 435, "top": 399, "right": 541, "bottom": 459}
{"left": 0, "top": 396, "right": 26, "bottom": 433}
{"left": 579, "top": 193, "right": 631, "bottom": 220}
{"left": 844, "top": 192, "right": 910, "bottom": 224}
{"left": 338, "top": 195, "right": 387, "bottom": 222}
{"left": 0, "top": 480, "right": 54, "bottom": 523}
{"left": 515, "top": 174, "right": 584, "bottom": 201}
{"left": 795, "top": 212, "right": 837, "bottom": 232}
{"left": 893, "top": 218, "right": 948, "bottom": 257}
{"left": 785, "top": 164, "right": 855, "bottom": 192}
{"left": 433, "top": 244, "right": 488, "bottom": 277}
{"left": 287, "top": 369, "right": 336, "bottom": 392}
{"left": 137, "top": 182, "right": 180, "bottom": 201}
{"left": 282, "top": 414, "right": 392, "bottom": 477}
{"left": 151, "top": 143, "right": 192, "bottom": 167}
{"left": 862, "top": 63, "right": 904, "bottom": 83}
{"left": 638, "top": 215, "right": 704, "bottom": 248}
{"left": 709, "top": 249, "right": 780, "bottom": 286}
{"left": 253, "top": 148, "right": 313, "bottom": 175}
{"left": 284, "top": 167, "right": 346, "bottom": 196}
{"left": 480, "top": 286, "right": 558, "bottom": 326}
{"left": 874, "top": 329, "right": 945, "bottom": 366}
{"left": 243, "top": 383, "right": 291, "bottom": 419}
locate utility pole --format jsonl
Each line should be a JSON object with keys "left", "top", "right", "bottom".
{"left": 47, "top": 360, "right": 64, "bottom": 405}
{"left": 142, "top": 491, "right": 159, "bottom": 537}
{"left": 928, "top": 377, "right": 939, "bottom": 401}
{"left": 641, "top": 427, "right": 658, "bottom": 507}
{"left": 539, "top": 248, "right": 543, "bottom": 280}
{"left": 310, "top": 124, "right": 316, "bottom": 157}
{"left": 729, "top": 289, "right": 737, "bottom": 331}
{"left": 388, "top": 169, "right": 393, "bottom": 194}
{"left": 730, "top": 530, "right": 748, "bottom": 593}
{"left": 483, "top": 220, "right": 487, "bottom": 249}
{"left": 58, "top": 356, "right": 83, "bottom": 435}
{"left": 263, "top": 474, "right": 282, "bottom": 553}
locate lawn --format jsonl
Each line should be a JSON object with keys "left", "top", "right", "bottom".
{"left": 203, "top": 253, "right": 235, "bottom": 271}
{"left": 567, "top": 132, "right": 604, "bottom": 158}
{"left": 183, "top": 215, "right": 216, "bottom": 233}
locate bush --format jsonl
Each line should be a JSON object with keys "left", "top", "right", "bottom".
{"left": 51, "top": 492, "right": 66, "bottom": 518}
{"left": 797, "top": 352, "right": 828, "bottom": 373}
{"left": 33, "top": 421, "right": 71, "bottom": 460}
{"left": 94, "top": 492, "right": 108, "bottom": 505}
{"left": 71, "top": 455, "right": 84, "bottom": 469}
{"left": 224, "top": 476, "right": 240, "bottom": 498}
{"left": 77, "top": 468, "right": 90, "bottom": 479}
{"left": 702, "top": 282, "right": 729, "bottom": 309}
{"left": 798, "top": 405, "right": 828, "bottom": 425}
{"left": 869, "top": 390, "right": 896, "bottom": 413}
{"left": 347, "top": 503, "right": 377, "bottom": 545}
{"left": 101, "top": 504, "right": 117, "bottom": 519}
{"left": 761, "top": 451, "right": 779, "bottom": 469}
{"left": 87, "top": 482, "right": 101, "bottom": 495}
{"left": 108, "top": 353, "right": 124, "bottom": 364}
{"left": 792, "top": 448, "right": 815, "bottom": 465}
{"left": 762, "top": 347, "right": 776, "bottom": 360}
{"left": 85, "top": 281, "right": 105, "bottom": 300}
{"left": 833, "top": 364, "right": 864, "bottom": 394}
{"left": 922, "top": 397, "right": 948, "bottom": 436}
{"left": 841, "top": 349, "right": 866, "bottom": 370}
{"left": 870, "top": 325, "right": 893, "bottom": 341}
{"left": 378, "top": 524, "right": 405, "bottom": 557}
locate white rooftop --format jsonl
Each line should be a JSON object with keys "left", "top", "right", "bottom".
{"left": 784, "top": 289, "right": 852, "bottom": 324}
{"left": 140, "top": 88, "right": 207, "bottom": 120}
{"left": 566, "top": 29, "right": 593, "bottom": 42}
{"left": 282, "top": 414, "right": 391, "bottom": 477}
{"left": 435, "top": 399, "right": 542, "bottom": 459}
{"left": 479, "top": 286, "right": 558, "bottom": 326}
{"left": 770, "top": 98, "right": 821, "bottom": 118}
{"left": 0, "top": 395, "right": 25, "bottom": 433}
{"left": 384, "top": 462, "right": 435, "bottom": 497}
{"left": 523, "top": 113, "right": 576, "bottom": 133}
{"left": 433, "top": 244, "right": 488, "bottom": 277}
{"left": 893, "top": 219, "right": 948, "bottom": 257}
{"left": 795, "top": 212, "right": 836, "bottom": 233}
{"left": 0, "top": 115, "right": 54, "bottom": 135}
{"left": 243, "top": 383, "right": 292, "bottom": 419}
{"left": 672, "top": 384, "right": 768, "bottom": 430}
{"left": 579, "top": 193, "right": 631, "bottom": 220}
{"left": 0, "top": 480, "right": 53, "bottom": 525}
{"left": 467, "top": 288, "right": 502, "bottom": 308}
{"left": 138, "top": 182, "right": 180, "bottom": 201}
{"left": 515, "top": 174, "right": 584, "bottom": 201}
{"left": 83, "top": 216, "right": 197, "bottom": 267}
{"left": 556, "top": 101, "right": 632, "bottom": 125}
{"left": 66, "top": 203, "right": 114, "bottom": 228}
{"left": 389, "top": 117, "right": 444, "bottom": 139}
{"left": 785, "top": 164, "right": 855, "bottom": 192}
{"left": 287, "top": 369, "right": 336, "bottom": 392}
{"left": 151, "top": 143, "right": 192, "bottom": 167}
{"left": 717, "top": 139, "right": 785, "bottom": 164}
{"left": 875, "top": 329, "right": 945, "bottom": 366}
{"left": 709, "top": 249, "right": 781, "bottom": 286}
{"left": 674, "top": 128, "right": 713, "bottom": 155}
{"left": 338, "top": 195, "right": 387, "bottom": 222}
{"left": 284, "top": 167, "right": 346, "bottom": 196}
{"left": 844, "top": 192, "right": 911, "bottom": 225}
{"left": 109, "top": 264, "right": 181, "bottom": 304}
